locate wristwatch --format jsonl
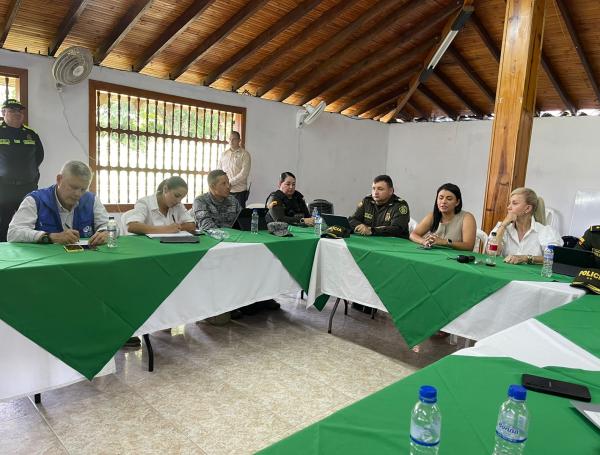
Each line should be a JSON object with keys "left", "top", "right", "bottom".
{"left": 527, "top": 255, "right": 533, "bottom": 264}
{"left": 40, "top": 233, "right": 52, "bottom": 244}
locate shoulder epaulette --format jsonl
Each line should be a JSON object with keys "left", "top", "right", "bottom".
{"left": 590, "top": 225, "right": 600, "bottom": 232}
{"left": 22, "top": 125, "right": 37, "bottom": 133}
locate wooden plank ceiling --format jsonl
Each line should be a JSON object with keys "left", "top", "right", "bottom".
{"left": 1, "top": 0, "right": 599, "bottom": 122}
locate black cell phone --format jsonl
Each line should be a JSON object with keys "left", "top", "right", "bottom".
{"left": 522, "top": 374, "right": 591, "bottom": 402}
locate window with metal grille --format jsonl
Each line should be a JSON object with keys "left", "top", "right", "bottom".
{"left": 0, "top": 66, "right": 28, "bottom": 123}
{"left": 89, "top": 80, "right": 246, "bottom": 211}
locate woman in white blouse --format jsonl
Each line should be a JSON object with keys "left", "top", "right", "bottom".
{"left": 125, "top": 176, "right": 196, "bottom": 235}
{"left": 493, "top": 187, "right": 562, "bottom": 265}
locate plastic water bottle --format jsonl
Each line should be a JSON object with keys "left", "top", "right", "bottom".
{"left": 206, "top": 228, "right": 229, "bottom": 240}
{"left": 486, "top": 231, "right": 498, "bottom": 267}
{"left": 107, "top": 216, "right": 118, "bottom": 248}
{"left": 251, "top": 209, "right": 259, "bottom": 234}
{"left": 409, "top": 385, "right": 441, "bottom": 454}
{"left": 541, "top": 245, "right": 555, "bottom": 278}
{"left": 312, "top": 208, "right": 322, "bottom": 237}
{"left": 493, "top": 385, "right": 529, "bottom": 455}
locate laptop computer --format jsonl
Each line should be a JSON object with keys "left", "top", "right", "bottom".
{"left": 552, "top": 246, "right": 596, "bottom": 277}
{"left": 233, "top": 208, "right": 269, "bottom": 231}
{"left": 321, "top": 214, "right": 352, "bottom": 233}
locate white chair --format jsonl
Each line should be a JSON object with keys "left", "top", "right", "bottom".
{"left": 408, "top": 217, "right": 417, "bottom": 234}
{"left": 474, "top": 229, "right": 488, "bottom": 253}
{"left": 246, "top": 202, "right": 266, "bottom": 209}
{"left": 545, "top": 207, "right": 560, "bottom": 230}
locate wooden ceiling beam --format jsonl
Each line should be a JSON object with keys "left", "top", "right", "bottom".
{"left": 203, "top": 0, "right": 322, "bottom": 87}
{"left": 381, "top": 2, "right": 473, "bottom": 123}
{"left": 94, "top": 0, "right": 153, "bottom": 64}
{"left": 298, "top": 1, "right": 461, "bottom": 107}
{"left": 372, "top": 99, "right": 406, "bottom": 120}
{"left": 433, "top": 70, "right": 485, "bottom": 117}
{"left": 360, "top": 89, "right": 410, "bottom": 119}
{"left": 418, "top": 85, "right": 458, "bottom": 119}
{"left": 232, "top": 0, "right": 360, "bottom": 92}
{"left": 470, "top": 12, "right": 500, "bottom": 61}
{"left": 256, "top": 0, "right": 399, "bottom": 98}
{"left": 328, "top": 40, "right": 434, "bottom": 111}
{"left": 278, "top": 0, "right": 423, "bottom": 103}
{"left": 540, "top": 51, "right": 577, "bottom": 114}
{"left": 48, "top": 0, "right": 90, "bottom": 56}
{"left": 407, "top": 99, "right": 428, "bottom": 119}
{"left": 133, "top": 0, "right": 216, "bottom": 73}
{"left": 0, "top": 0, "right": 22, "bottom": 48}
{"left": 447, "top": 46, "right": 495, "bottom": 102}
{"left": 171, "top": 0, "right": 270, "bottom": 81}
{"left": 339, "top": 65, "right": 420, "bottom": 115}
{"left": 554, "top": 0, "right": 600, "bottom": 105}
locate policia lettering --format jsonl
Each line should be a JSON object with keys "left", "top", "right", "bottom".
{"left": 0, "top": 99, "right": 45, "bottom": 242}
{"left": 348, "top": 195, "right": 410, "bottom": 238}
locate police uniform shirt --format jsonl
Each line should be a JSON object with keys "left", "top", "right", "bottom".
{"left": 266, "top": 190, "right": 310, "bottom": 225}
{"left": 0, "top": 121, "right": 44, "bottom": 184}
{"left": 348, "top": 195, "right": 410, "bottom": 238}
{"left": 577, "top": 225, "right": 600, "bottom": 261}
{"left": 193, "top": 192, "right": 241, "bottom": 231}
{"left": 7, "top": 192, "right": 110, "bottom": 243}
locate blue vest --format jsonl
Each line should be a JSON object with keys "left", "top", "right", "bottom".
{"left": 29, "top": 185, "right": 95, "bottom": 237}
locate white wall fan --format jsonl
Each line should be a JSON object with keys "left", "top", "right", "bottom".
{"left": 296, "top": 101, "right": 326, "bottom": 128}
{"left": 52, "top": 46, "right": 93, "bottom": 90}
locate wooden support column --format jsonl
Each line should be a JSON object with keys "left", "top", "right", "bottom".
{"left": 481, "top": 0, "right": 546, "bottom": 233}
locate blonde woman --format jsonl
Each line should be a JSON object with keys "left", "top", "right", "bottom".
{"left": 493, "top": 188, "right": 562, "bottom": 265}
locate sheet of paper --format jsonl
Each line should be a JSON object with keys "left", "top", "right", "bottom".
{"left": 67, "top": 239, "right": 89, "bottom": 246}
{"left": 572, "top": 400, "right": 600, "bottom": 430}
{"left": 145, "top": 232, "right": 193, "bottom": 239}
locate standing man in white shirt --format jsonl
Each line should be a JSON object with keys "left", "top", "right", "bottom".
{"left": 219, "top": 131, "right": 251, "bottom": 208}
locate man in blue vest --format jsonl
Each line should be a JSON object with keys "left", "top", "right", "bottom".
{"left": 7, "top": 160, "right": 110, "bottom": 246}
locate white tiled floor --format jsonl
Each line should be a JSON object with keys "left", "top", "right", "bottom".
{"left": 0, "top": 295, "right": 461, "bottom": 454}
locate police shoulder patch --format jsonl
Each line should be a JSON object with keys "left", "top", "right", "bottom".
{"left": 268, "top": 200, "right": 278, "bottom": 208}
{"left": 399, "top": 205, "right": 408, "bottom": 215}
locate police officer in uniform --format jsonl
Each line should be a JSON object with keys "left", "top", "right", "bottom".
{"left": 0, "top": 99, "right": 44, "bottom": 241}
{"left": 266, "top": 171, "right": 314, "bottom": 226}
{"left": 349, "top": 174, "right": 410, "bottom": 238}
{"left": 577, "top": 225, "right": 600, "bottom": 265}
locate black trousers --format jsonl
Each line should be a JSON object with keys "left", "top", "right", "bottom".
{"left": 0, "top": 183, "right": 36, "bottom": 242}
{"left": 231, "top": 190, "right": 249, "bottom": 209}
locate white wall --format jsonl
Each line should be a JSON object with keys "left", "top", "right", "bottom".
{"left": 0, "top": 49, "right": 388, "bottom": 217}
{"left": 387, "top": 116, "right": 600, "bottom": 235}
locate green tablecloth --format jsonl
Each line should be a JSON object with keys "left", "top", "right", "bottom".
{"left": 223, "top": 226, "right": 320, "bottom": 291}
{"left": 259, "top": 355, "right": 600, "bottom": 454}
{"left": 0, "top": 228, "right": 320, "bottom": 380}
{"left": 537, "top": 294, "right": 600, "bottom": 359}
{"left": 339, "top": 237, "right": 572, "bottom": 347}
{"left": 0, "top": 236, "right": 218, "bottom": 379}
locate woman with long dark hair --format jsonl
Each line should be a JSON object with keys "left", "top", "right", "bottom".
{"left": 410, "top": 183, "right": 476, "bottom": 251}
{"left": 265, "top": 172, "right": 313, "bottom": 226}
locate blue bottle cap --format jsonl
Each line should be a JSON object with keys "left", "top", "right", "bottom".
{"left": 419, "top": 385, "right": 437, "bottom": 403}
{"left": 508, "top": 384, "right": 527, "bottom": 401}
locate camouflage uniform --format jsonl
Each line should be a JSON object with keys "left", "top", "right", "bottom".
{"left": 193, "top": 192, "right": 241, "bottom": 231}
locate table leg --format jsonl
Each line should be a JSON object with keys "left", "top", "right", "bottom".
{"left": 143, "top": 334, "right": 154, "bottom": 372}
{"left": 328, "top": 298, "right": 341, "bottom": 334}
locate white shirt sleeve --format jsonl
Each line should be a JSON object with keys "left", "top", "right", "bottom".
{"left": 94, "top": 198, "right": 110, "bottom": 232}
{"left": 538, "top": 224, "right": 562, "bottom": 249}
{"left": 123, "top": 198, "right": 151, "bottom": 225}
{"left": 229, "top": 151, "right": 251, "bottom": 187}
{"left": 7, "top": 196, "right": 44, "bottom": 243}
{"left": 173, "top": 203, "right": 194, "bottom": 224}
